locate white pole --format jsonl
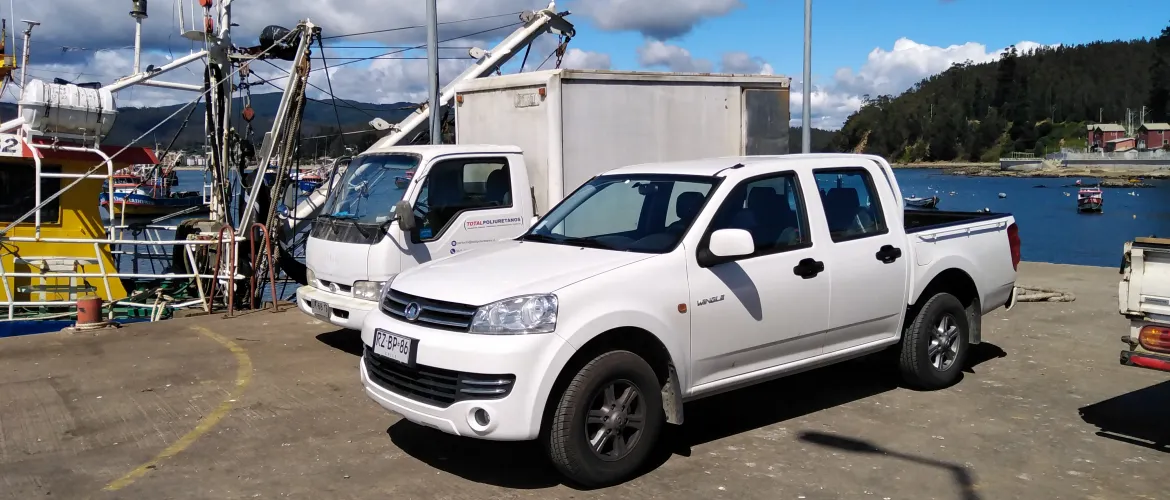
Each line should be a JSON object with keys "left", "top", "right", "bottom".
{"left": 426, "top": 0, "right": 441, "bottom": 144}
{"left": 801, "top": 0, "right": 812, "bottom": 154}
{"left": 134, "top": 18, "right": 143, "bottom": 73}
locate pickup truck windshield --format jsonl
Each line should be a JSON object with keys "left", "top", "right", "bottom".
{"left": 523, "top": 174, "right": 717, "bottom": 253}
{"left": 322, "top": 154, "right": 420, "bottom": 224}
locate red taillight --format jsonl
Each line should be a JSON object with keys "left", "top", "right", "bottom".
{"left": 1007, "top": 223, "right": 1020, "bottom": 271}
{"left": 1130, "top": 354, "right": 1170, "bottom": 372}
{"left": 1139, "top": 325, "right": 1170, "bottom": 354}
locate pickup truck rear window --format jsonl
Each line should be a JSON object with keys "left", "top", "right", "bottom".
{"left": 813, "top": 168, "right": 889, "bottom": 242}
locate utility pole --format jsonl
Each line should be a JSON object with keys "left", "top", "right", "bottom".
{"left": 801, "top": 0, "right": 812, "bottom": 154}
{"left": 426, "top": 0, "right": 441, "bottom": 145}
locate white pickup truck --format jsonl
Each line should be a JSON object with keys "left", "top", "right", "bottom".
{"left": 358, "top": 153, "right": 1021, "bottom": 486}
{"left": 1118, "top": 237, "right": 1170, "bottom": 372}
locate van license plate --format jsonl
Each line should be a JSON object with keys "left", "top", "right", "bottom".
{"left": 373, "top": 329, "right": 415, "bottom": 365}
{"left": 312, "top": 300, "right": 330, "bottom": 318}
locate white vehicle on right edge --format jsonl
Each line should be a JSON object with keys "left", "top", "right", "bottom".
{"left": 358, "top": 153, "right": 1021, "bottom": 487}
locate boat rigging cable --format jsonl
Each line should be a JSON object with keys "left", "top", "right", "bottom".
{"left": 319, "top": 11, "right": 524, "bottom": 40}
{"left": 310, "top": 22, "right": 523, "bottom": 72}
{"left": 0, "top": 26, "right": 300, "bottom": 235}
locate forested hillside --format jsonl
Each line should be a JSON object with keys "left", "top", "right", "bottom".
{"left": 831, "top": 24, "right": 1170, "bottom": 162}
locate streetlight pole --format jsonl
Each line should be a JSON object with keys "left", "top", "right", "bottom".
{"left": 426, "top": 0, "right": 441, "bottom": 144}
{"left": 802, "top": 0, "right": 812, "bottom": 154}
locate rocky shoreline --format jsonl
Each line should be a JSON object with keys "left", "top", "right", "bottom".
{"left": 892, "top": 162, "right": 1169, "bottom": 186}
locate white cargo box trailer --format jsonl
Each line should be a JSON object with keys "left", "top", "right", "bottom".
{"left": 452, "top": 69, "right": 792, "bottom": 214}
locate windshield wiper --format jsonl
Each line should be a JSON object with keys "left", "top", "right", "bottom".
{"left": 320, "top": 214, "right": 369, "bottom": 237}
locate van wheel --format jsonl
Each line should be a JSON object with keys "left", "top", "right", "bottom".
{"left": 898, "top": 292, "right": 969, "bottom": 390}
{"left": 545, "top": 350, "right": 663, "bottom": 488}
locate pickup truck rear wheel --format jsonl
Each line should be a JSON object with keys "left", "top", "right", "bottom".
{"left": 545, "top": 350, "right": 664, "bottom": 488}
{"left": 899, "top": 292, "right": 970, "bottom": 390}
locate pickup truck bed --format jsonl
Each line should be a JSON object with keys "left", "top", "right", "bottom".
{"left": 905, "top": 210, "right": 1009, "bottom": 233}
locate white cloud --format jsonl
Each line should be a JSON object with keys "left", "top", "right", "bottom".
{"left": 636, "top": 40, "right": 713, "bottom": 73}
{"left": 560, "top": 48, "right": 612, "bottom": 70}
{"left": 721, "top": 52, "right": 773, "bottom": 75}
{"left": 572, "top": 0, "right": 742, "bottom": 39}
{"left": 798, "top": 38, "right": 1058, "bottom": 130}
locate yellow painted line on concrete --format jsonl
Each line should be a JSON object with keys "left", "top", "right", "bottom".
{"left": 102, "top": 325, "right": 254, "bottom": 492}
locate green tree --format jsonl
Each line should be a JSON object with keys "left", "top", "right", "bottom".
{"left": 1149, "top": 24, "right": 1170, "bottom": 122}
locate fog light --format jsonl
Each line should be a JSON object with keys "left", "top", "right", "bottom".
{"left": 473, "top": 408, "right": 490, "bottom": 427}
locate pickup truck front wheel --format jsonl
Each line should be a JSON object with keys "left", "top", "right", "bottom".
{"left": 545, "top": 350, "right": 664, "bottom": 488}
{"left": 899, "top": 292, "right": 970, "bottom": 390}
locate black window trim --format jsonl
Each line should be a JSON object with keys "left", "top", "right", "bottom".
{"left": 413, "top": 155, "right": 515, "bottom": 243}
{"left": 812, "top": 166, "right": 890, "bottom": 244}
{"left": 696, "top": 169, "right": 813, "bottom": 268}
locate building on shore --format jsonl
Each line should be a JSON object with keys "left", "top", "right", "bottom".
{"left": 1138, "top": 123, "right": 1170, "bottom": 150}
{"left": 1088, "top": 124, "right": 1126, "bottom": 150}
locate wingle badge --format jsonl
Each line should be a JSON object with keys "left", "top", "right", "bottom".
{"left": 696, "top": 294, "right": 725, "bottom": 307}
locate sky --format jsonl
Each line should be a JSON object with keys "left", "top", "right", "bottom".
{"left": 6, "top": 0, "right": 1168, "bottom": 130}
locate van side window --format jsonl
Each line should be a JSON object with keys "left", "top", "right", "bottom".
{"left": 0, "top": 162, "right": 61, "bottom": 223}
{"left": 812, "top": 168, "right": 888, "bottom": 242}
{"left": 705, "top": 172, "right": 810, "bottom": 256}
{"left": 414, "top": 158, "right": 511, "bottom": 240}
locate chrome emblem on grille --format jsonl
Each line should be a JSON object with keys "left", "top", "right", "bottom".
{"left": 404, "top": 302, "right": 422, "bottom": 321}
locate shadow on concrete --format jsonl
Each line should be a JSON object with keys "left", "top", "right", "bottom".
{"left": 387, "top": 342, "right": 1006, "bottom": 489}
{"left": 798, "top": 431, "right": 982, "bottom": 500}
{"left": 1079, "top": 379, "right": 1170, "bottom": 453}
{"left": 962, "top": 342, "right": 1008, "bottom": 373}
{"left": 316, "top": 329, "right": 363, "bottom": 356}
{"left": 387, "top": 421, "right": 562, "bottom": 489}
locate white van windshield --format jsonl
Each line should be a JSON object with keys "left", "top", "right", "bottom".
{"left": 323, "top": 154, "right": 420, "bottom": 224}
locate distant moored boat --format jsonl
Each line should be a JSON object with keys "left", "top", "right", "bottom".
{"left": 905, "top": 195, "right": 940, "bottom": 209}
{"left": 1077, "top": 187, "right": 1103, "bottom": 213}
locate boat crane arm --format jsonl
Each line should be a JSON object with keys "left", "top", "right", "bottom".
{"left": 370, "top": 6, "right": 575, "bottom": 149}
{"left": 285, "top": 6, "right": 575, "bottom": 233}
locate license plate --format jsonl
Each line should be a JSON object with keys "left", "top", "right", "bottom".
{"left": 311, "top": 299, "right": 330, "bottom": 318}
{"left": 372, "top": 329, "right": 416, "bottom": 365}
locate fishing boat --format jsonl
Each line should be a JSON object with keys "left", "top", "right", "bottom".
{"left": 394, "top": 170, "right": 414, "bottom": 189}
{"left": 295, "top": 168, "right": 326, "bottom": 193}
{"left": 99, "top": 165, "right": 206, "bottom": 217}
{"left": 904, "top": 195, "right": 939, "bottom": 209}
{"left": 1077, "top": 187, "right": 1103, "bottom": 213}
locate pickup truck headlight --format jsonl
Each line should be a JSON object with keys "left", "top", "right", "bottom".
{"left": 352, "top": 280, "right": 385, "bottom": 301}
{"left": 470, "top": 294, "right": 558, "bottom": 335}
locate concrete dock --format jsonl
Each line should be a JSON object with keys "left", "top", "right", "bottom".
{"left": 1, "top": 262, "right": 1166, "bottom": 499}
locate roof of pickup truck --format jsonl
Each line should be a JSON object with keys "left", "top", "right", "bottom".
{"left": 606, "top": 153, "right": 888, "bottom": 177}
{"left": 361, "top": 143, "right": 523, "bottom": 156}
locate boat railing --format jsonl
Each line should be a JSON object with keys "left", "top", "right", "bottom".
{"left": 0, "top": 232, "right": 248, "bottom": 320}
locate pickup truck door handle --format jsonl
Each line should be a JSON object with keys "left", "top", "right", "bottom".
{"left": 793, "top": 258, "right": 825, "bottom": 279}
{"left": 876, "top": 245, "right": 903, "bottom": 264}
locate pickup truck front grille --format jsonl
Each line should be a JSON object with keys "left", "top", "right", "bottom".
{"left": 363, "top": 346, "right": 515, "bottom": 408}
{"left": 381, "top": 289, "right": 477, "bottom": 331}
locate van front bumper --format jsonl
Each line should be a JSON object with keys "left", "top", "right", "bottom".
{"left": 296, "top": 285, "right": 377, "bottom": 330}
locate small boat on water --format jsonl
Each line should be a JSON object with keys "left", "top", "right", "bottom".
{"left": 1077, "top": 187, "right": 1103, "bottom": 213}
{"left": 904, "top": 195, "right": 940, "bottom": 209}
{"left": 294, "top": 168, "right": 327, "bottom": 193}
{"left": 394, "top": 170, "right": 415, "bottom": 190}
{"left": 99, "top": 165, "right": 206, "bottom": 217}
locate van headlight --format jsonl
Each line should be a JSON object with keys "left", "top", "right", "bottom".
{"left": 306, "top": 268, "right": 318, "bottom": 288}
{"left": 470, "top": 294, "right": 558, "bottom": 335}
{"left": 353, "top": 280, "right": 386, "bottom": 301}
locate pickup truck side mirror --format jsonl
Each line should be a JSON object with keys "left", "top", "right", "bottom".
{"left": 394, "top": 200, "right": 416, "bottom": 231}
{"left": 709, "top": 229, "right": 755, "bottom": 257}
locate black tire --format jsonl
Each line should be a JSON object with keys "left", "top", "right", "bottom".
{"left": 545, "top": 350, "right": 664, "bottom": 488}
{"left": 898, "top": 292, "right": 970, "bottom": 390}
